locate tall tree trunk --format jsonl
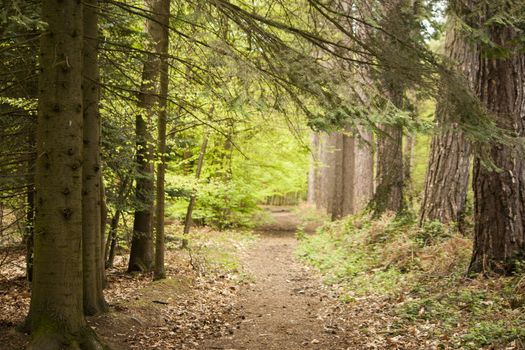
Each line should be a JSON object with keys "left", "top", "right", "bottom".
{"left": 105, "top": 209, "right": 121, "bottom": 269}
{"left": 128, "top": 0, "right": 164, "bottom": 273}
{"left": 28, "top": 0, "right": 106, "bottom": 347}
{"left": 154, "top": 0, "right": 170, "bottom": 281}
{"left": 25, "top": 121, "right": 35, "bottom": 282}
{"left": 128, "top": 114, "right": 155, "bottom": 272}
{"left": 372, "top": 0, "right": 421, "bottom": 217}
{"left": 319, "top": 133, "right": 337, "bottom": 214}
{"left": 419, "top": 18, "right": 476, "bottom": 227}
{"left": 82, "top": 0, "right": 108, "bottom": 315}
{"left": 469, "top": 17, "right": 525, "bottom": 274}
{"left": 331, "top": 133, "right": 345, "bottom": 220}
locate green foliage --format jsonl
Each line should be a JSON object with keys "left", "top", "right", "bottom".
{"left": 296, "top": 213, "right": 408, "bottom": 295}
{"left": 415, "top": 220, "right": 451, "bottom": 246}
{"left": 166, "top": 113, "right": 309, "bottom": 229}
{"left": 462, "top": 321, "right": 525, "bottom": 349}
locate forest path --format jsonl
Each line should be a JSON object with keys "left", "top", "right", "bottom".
{"left": 200, "top": 208, "right": 353, "bottom": 350}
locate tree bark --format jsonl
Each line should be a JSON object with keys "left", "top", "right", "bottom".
{"left": 319, "top": 133, "right": 337, "bottom": 214}
{"left": 154, "top": 0, "right": 170, "bottom": 281}
{"left": 28, "top": 0, "right": 106, "bottom": 347}
{"left": 419, "top": 18, "right": 476, "bottom": 227}
{"left": 105, "top": 209, "right": 121, "bottom": 269}
{"left": 373, "top": 124, "right": 404, "bottom": 216}
{"left": 82, "top": 0, "right": 108, "bottom": 315}
{"left": 469, "top": 19, "right": 525, "bottom": 274}
{"left": 331, "top": 133, "right": 345, "bottom": 220}
{"left": 128, "top": 0, "right": 164, "bottom": 273}
{"left": 25, "top": 121, "right": 35, "bottom": 282}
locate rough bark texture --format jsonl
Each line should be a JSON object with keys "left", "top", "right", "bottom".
{"left": 373, "top": 124, "right": 404, "bottom": 216}
{"left": 29, "top": 0, "right": 105, "bottom": 347}
{"left": 128, "top": 0, "right": 164, "bottom": 273}
{"left": 25, "top": 123, "right": 35, "bottom": 282}
{"left": 154, "top": 0, "right": 170, "bottom": 280}
{"left": 419, "top": 20, "right": 476, "bottom": 227}
{"left": 331, "top": 133, "right": 345, "bottom": 220}
{"left": 82, "top": 0, "right": 108, "bottom": 315}
{"left": 469, "top": 20, "right": 525, "bottom": 274}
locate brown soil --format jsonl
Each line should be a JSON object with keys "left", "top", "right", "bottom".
{"left": 200, "top": 230, "right": 354, "bottom": 350}
{"left": 2, "top": 207, "right": 399, "bottom": 349}
{"left": 199, "top": 208, "right": 355, "bottom": 350}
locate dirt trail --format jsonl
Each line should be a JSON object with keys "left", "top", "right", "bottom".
{"left": 201, "top": 210, "right": 353, "bottom": 350}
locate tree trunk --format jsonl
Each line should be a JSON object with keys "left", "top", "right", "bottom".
{"left": 469, "top": 20, "right": 525, "bottom": 274}
{"left": 28, "top": 0, "right": 106, "bottom": 347}
{"left": 128, "top": 113, "right": 155, "bottom": 272}
{"left": 419, "top": 18, "right": 476, "bottom": 227}
{"left": 25, "top": 122, "right": 35, "bottom": 282}
{"left": 331, "top": 127, "right": 356, "bottom": 220}
{"left": 353, "top": 129, "right": 374, "bottom": 212}
{"left": 154, "top": 0, "right": 170, "bottom": 281}
{"left": 82, "top": 0, "right": 108, "bottom": 315}
{"left": 319, "top": 133, "right": 337, "bottom": 214}
{"left": 128, "top": 0, "right": 164, "bottom": 273}
{"left": 373, "top": 124, "right": 404, "bottom": 216}
{"left": 105, "top": 209, "right": 121, "bottom": 269}
{"left": 331, "top": 133, "right": 345, "bottom": 220}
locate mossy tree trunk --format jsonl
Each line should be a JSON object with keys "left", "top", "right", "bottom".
{"left": 28, "top": 0, "right": 106, "bottom": 347}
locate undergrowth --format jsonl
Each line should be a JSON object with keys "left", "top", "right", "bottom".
{"left": 166, "top": 224, "right": 256, "bottom": 279}
{"left": 296, "top": 212, "right": 525, "bottom": 349}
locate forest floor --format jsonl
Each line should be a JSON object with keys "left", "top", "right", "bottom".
{"left": 1, "top": 206, "right": 502, "bottom": 349}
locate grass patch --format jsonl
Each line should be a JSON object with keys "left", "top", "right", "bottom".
{"left": 296, "top": 212, "right": 525, "bottom": 349}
